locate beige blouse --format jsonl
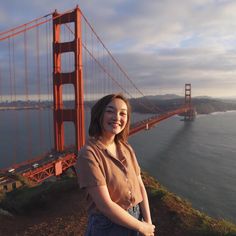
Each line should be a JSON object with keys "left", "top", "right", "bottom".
{"left": 77, "top": 138, "right": 143, "bottom": 213}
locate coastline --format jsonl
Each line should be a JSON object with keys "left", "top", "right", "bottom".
{"left": 1, "top": 105, "right": 236, "bottom": 115}
{"left": 210, "top": 110, "right": 236, "bottom": 115}
{"left": 0, "top": 106, "right": 49, "bottom": 111}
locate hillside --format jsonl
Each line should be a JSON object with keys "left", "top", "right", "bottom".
{"left": 0, "top": 172, "right": 236, "bottom": 236}
{"left": 129, "top": 96, "right": 236, "bottom": 114}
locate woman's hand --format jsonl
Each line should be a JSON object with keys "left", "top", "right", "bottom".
{"left": 87, "top": 185, "right": 155, "bottom": 234}
{"left": 138, "top": 221, "right": 155, "bottom": 236}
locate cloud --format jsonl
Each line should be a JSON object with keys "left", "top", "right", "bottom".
{"left": 114, "top": 47, "right": 236, "bottom": 96}
{"left": 98, "top": 0, "right": 236, "bottom": 52}
{"left": 1, "top": 0, "right": 236, "bottom": 97}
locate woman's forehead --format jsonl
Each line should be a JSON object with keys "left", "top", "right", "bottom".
{"left": 106, "top": 98, "right": 128, "bottom": 110}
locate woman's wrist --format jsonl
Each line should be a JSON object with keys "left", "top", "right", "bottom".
{"left": 147, "top": 219, "right": 152, "bottom": 224}
{"left": 137, "top": 222, "right": 145, "bottom": 234}
{"left": 144, "top": 218, "right": 152, "bottom": 224}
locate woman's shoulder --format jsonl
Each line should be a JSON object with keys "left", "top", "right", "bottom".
{"left": 78, "top": 139, "right": 93, "bottom": 154}
{"left": 78, "top": 138, "right": 103, "bottom": 157}
{"left": 119, "top": 139, "right": 135, "bottom": 153}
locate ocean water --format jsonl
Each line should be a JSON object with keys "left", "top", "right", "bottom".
{"left": 0, "top": 109, "right": 236, "bottom": 223}
{"left": 129, "top": 111, "right": 236, "bottom": 223}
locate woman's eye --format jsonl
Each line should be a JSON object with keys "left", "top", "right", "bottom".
{"left": 120, "top": 112, "right": 127, "bottom": 116}
{"left": 105, "top": 110, "right": 113, "bottom": 113}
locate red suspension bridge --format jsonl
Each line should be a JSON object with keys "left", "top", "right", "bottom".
{"left": 0, "top": 7, "right": 195, "bottom": 189}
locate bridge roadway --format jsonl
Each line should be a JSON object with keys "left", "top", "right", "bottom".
{"left": 129, "top": 105, "right": 191, "bottom": 135}
{"left": 0, "top": 105, "right": 193, "bottom": 184}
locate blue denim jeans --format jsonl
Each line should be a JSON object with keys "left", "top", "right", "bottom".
{"left": 85, "top": 204, "right": 142, "bottom": 236}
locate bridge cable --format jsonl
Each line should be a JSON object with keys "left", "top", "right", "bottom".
{"left": 64, "top": 22, "right": 160, "bottom": 114}
{"left": 80, "top": 12, "right": 162, "bottom": 114}
{"left": 23, "top": 28, "right": 32, "bottom": 159}
{"left": 45, "top": 19, "right": 53, "bottom": 150}
{"left": 36, "top": 20, "right": 44, "bottom": 153}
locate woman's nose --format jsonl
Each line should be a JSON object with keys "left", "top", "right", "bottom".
{"left": 112, "top": 112, "right": 119, "bottom": 120}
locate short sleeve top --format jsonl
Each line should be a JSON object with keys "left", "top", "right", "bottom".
{"left": 76, "top": 138, "right": 143, "bottom": 213}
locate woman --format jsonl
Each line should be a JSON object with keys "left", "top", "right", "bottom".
{"left": 77, "top": 94, "right": 155, "bottom": 236}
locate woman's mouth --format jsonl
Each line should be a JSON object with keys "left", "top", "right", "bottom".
{"left": 109, "top": 122, "right": 120, "bottom": 128}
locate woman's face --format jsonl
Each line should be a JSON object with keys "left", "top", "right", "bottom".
{"left": 102, "top": 98, "right": 128, "bottom": 137}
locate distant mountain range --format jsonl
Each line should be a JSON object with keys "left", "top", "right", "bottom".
{"left": 1, "top": 95, "right": 236, "bottom": 114}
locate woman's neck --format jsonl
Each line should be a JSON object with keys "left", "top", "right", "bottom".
{"left": 99, "top": 133, "right": 115, "bottom": 147}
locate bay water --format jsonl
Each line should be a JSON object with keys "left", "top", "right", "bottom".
{"left": 0, "top": 109, "right": 236, "bottom": 223}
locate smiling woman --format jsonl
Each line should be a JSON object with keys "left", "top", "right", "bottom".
{"left": 102, "top": 99, "right": 128, "bottom": 136}
{"left": 76, "top": 94, "right": 156, "bottom": 236}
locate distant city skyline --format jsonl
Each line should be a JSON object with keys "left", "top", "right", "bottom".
{"left": 1, "top": 1, "right": 236, "bottom": 98}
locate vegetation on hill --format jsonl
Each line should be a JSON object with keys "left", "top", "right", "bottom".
{"left": 0, "top": 171, "right": 236, "bottom": 236}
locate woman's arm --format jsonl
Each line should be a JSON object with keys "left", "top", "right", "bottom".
{"left": 138, "top": 175, "right": 152, "bottom": 224}
{"left": 87, "top": 185, "right": 155, "bottom": 236}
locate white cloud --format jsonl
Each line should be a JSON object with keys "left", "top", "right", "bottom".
{"left": 1, "top": 0, "right": 236, "bottom": 97}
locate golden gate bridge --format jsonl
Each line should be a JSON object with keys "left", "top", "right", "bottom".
{"left": 0, "top": 6, "right": 195, "bottom": 190}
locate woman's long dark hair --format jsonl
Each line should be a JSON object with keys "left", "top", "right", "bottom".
{"left": 89, "top": 94, "right": 131, "bottom": 142}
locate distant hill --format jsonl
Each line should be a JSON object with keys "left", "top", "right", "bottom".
{"left": 130, "top": 95, "right": 236, "bottom": 114}
{"left": 192, "top": 97, "right": 236, "bottom": 114}
{"left": 143, "top": 94, "right": 182, "bottom": 100}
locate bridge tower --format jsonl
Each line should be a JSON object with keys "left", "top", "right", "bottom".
{"left": 53, "top": 7, "right": 85, "bottom": 152}
{"left": 184, "top": 83, "right": 195, "bottom": 121}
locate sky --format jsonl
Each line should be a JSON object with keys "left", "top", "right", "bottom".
{"left": 1, "top": 0, "right": 236, "bottom": 98}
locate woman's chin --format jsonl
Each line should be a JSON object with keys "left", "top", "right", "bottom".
{"left": 107, "top": 128, "right": 122, "bottom": 135}
{"left": 110, "top": 129, "right": 121, "bottom": 135}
